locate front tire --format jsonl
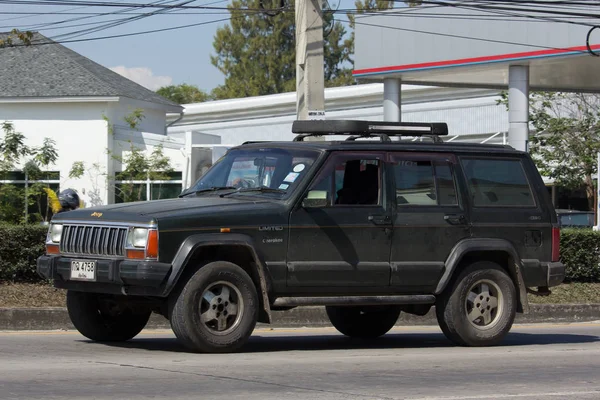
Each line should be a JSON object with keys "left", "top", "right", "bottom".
{"left": 66, "top": 291, "right": 151, "bottom": 342}
{"left": 326, "top": 305, "right": 401, "bottom": 338}
{"left": 436, "top": 261, "right": 517, "bottom": 347}
{"left": 170, "top": 261, "right": 258, "bottom": 353}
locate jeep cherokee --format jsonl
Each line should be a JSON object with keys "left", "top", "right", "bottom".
{"left": 37, "top": 119, "right": 565, "bottom": 353}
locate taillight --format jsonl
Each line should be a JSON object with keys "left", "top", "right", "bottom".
{"left": 552, "top": 227, "right": 560, "bottom": 262}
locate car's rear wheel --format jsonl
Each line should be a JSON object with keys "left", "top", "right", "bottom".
{"left": 326, "top": 305, "right": 401, "bottom": 338}
{"left": 436, "top": 261, "right": 517, "bottom": 346}
{"left": 66, "top": 291, "right": 151, "bottom": 342}
{"left": 170, "top": 261, "right": 258, "bottom": 353}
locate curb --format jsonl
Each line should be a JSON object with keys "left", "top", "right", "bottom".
{"left": 1, "top": 304, "right": 600, "bottom": 331}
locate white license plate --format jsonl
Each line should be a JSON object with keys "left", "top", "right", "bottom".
{"left": 70, "top": 260, "right": 96, "bottom": 281}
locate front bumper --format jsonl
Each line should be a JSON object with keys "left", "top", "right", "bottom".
{"left": 37, "top": 255, "right": 172, "bottom": 297}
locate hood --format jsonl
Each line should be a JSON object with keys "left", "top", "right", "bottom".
{"left": 52, "top": 196, "right": 274, "bottom": 224}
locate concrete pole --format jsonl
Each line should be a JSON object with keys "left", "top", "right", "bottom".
{"left": 383, "top": 78, "right": 402, "bottom": 121}
{"left": 508, "top": 65, "right": 530, "bottom": 152}
{"left": 295, "top": 0, "right": 325, "bottom": 121}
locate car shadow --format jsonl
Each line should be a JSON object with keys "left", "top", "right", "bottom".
{"left": 80, "top": 329, "right": 600, "bottom": 354}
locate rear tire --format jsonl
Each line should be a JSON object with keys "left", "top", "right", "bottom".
{"left": 66, "top": 291, "right": 151, "bottom": 342}
{"left": 169, "top": 261, "right": 258, "bottom": 353}
{"left": 436, "top": 261, "right": 517, "bottom": 347}
{"left": 326, "top": 305, "right": 401, "bottom": 338}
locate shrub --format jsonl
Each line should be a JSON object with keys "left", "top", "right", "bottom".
{"left": 0, "top": 225, "right": 599, "bottom": 284}
{"left": 560, "top": 229, "right": 600, "bottom": 283}
{"left": 0, "top": 224, "right": 48, "bottom": 283}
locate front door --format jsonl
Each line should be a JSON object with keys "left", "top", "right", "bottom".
{"left": 286, "top": 151, "right": 392, "bottom": 289}
{"left": 389, "top": 152, "right": 471, "bottom": 293}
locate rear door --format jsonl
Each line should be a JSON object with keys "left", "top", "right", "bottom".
{"left": 389, "top": 151, "right": 471, "bottom": 293}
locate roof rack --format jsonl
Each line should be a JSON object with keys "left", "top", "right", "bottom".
{"left": 292, "top": 120, "right": 448, "bottom": 143}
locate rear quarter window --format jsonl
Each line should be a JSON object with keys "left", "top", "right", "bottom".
{"left": 461, "top": 157, "right": 535, "bottom": 207}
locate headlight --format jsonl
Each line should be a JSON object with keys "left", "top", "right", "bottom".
{"left": 49, "top": 224, "right": 63, "bottom": 243}
{"left": 128, "top": 228, "right": 148, "bottom": 248}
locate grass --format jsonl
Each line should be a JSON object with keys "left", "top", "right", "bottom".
{"left": 0, "top": 282, "right": 599, "bottom": 308}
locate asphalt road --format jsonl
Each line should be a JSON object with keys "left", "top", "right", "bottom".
{"left": 1, "top": 323, "right": 600, "bottom": 400}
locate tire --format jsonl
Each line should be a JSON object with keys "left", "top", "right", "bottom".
{"left": 326, "top": 305, "right": 401, "bottom": 338}
{"left": 436, "top": 261, "right": 517, "bottom": 347}
{"left": 66, "top": 291, "right": 151, "bottom": 342}
{"left": 169, "top": 261, "right": 258, "bottom": 353}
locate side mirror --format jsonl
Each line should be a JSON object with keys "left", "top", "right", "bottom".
{"left": 302, "top": 190, "right": 329, "bottom": 208}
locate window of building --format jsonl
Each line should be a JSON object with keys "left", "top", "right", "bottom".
{"left": 392, "top": 159, "right": 458, "bottom": 206}
{"left": 115, "top": 171, "right": 183, "bottom": 203}
{"left": 461, "top": 158, "right": 535, "bottom": 207}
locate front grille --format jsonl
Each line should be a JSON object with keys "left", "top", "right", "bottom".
{"left": 60, "top": 225, "right": 128, "bottom": 257}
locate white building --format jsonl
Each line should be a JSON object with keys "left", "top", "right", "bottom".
{"left": 0, "top": 32, "right": 187, "bottom": 207}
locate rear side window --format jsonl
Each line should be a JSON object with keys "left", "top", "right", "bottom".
{"left": 392, "top": 158, "right": 458, "bottom": 206}
{"left": 461, "top": 158, "right": 535, "bottom": 207}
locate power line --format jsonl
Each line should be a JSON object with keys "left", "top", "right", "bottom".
{"left": 49, "top": 0, "right": 190, "bottom": 40}
{"left": 3, "top": 16, "right": 230, "bottom": 46}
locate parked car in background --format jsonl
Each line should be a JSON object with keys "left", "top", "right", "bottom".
{"left": 555, "top": 209, "right": 595, "bottom": 229}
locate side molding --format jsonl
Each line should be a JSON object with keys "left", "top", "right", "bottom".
{"left": 437, "top": 238, "right": 530, "bottom": 314}
{"left": 163, "top": 233, "right": 272, "bottom": 323}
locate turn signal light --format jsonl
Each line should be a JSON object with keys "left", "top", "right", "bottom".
{"left": 126, "top": 249, "right": 145, "bottom": 259}
{"left": 146, "top": 230, "right": 158, "bottom": 259}
{"left": 46, "top": 244, "right": 59, "bottom": 255}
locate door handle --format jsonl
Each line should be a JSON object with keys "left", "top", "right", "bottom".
{"left": 444, "top": 214, "right": 466, "bottom": 225}
{"left": 368, "top": 214, "right": 391, "bottom": 225}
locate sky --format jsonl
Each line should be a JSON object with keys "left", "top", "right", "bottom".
{"left": 1, "top": 1, "right": 250, "bottom": 92}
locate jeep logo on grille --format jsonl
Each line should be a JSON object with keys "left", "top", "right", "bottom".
{"left": 91, "top": 212, "right": 103, "bottom": 218}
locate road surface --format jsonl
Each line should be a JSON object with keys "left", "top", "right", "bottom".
{"left": 1, "top": 323, "right": 600, "bottom": 400}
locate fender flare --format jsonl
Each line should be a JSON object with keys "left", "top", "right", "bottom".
{"left": 436, "top": 238, "right": 530, "bottom": 314}
{"left": 162, "top": 233, "right": 272, "bottom": 323}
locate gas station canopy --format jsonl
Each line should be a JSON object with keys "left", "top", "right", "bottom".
{"left": 353, "top": 5, "right": 600, "bottom": 92}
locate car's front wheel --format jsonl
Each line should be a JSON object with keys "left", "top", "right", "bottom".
{"left": 326, "top": 305, "right": 401, "bottom": 338}
{"left": 66, "top": 291, "right": 151, "bottom": 342}
{"left": 436, "top": 261, "right": 517, "bottom": 346}
{"left": 169, "top": 261, "right": 258, "bottom": 353}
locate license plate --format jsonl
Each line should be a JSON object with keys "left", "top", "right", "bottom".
{"left": 70, "top": 260, "right": 96, "bottom": 281}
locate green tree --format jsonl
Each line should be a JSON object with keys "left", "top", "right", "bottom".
{"left": 157, "top": 84, "right": 212, "bottom": 104}
{"left": 29, "top": 138, "right": 59, "bottom": 222}
{"left": 112, "top": 142, "right": 174, "bottom": 202}
{"left": 0, "top": 122, "right": 31, "bottom": 224}
{"left": 210, "top": 0, "right": 419, "bottom": 98}
{"left": 210, "top": 0, "right": 352, "bottom": 99}
{"left": 499, "top": 92, "right": 600, "bottom": 210}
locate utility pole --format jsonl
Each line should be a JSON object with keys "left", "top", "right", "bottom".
{"left": 295, "top": 0, "right": 325, "bottom": 122}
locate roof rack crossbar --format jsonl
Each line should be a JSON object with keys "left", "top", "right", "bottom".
{"left": 291, "top": 120, "right": 448, "bottom": 142}
{"left": 345, "top": 133, "right": 392, "bottom": 142}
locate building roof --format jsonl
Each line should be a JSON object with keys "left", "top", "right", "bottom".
{"left": 0, "top": 32, "right": 181, "bottom": 109}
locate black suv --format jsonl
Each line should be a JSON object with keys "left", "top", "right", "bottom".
{"left": 37, "top": 120, "right": 565, "bottom": 353}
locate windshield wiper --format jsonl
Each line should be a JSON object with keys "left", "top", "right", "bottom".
{"left": 179, "top": 186, "right": 237, "bottom": 197}
{"left": 220, "top": 187, "right": 287, "bottom": 197}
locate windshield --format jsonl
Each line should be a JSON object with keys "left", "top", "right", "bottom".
{"left": 184, "top": 147, "right": 321, "bottom": 198}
